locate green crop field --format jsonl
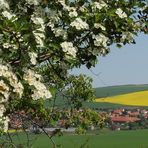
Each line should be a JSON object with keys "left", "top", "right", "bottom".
{"left": 95, "top": 84, "right": 148, "bottom": 98}
{"left": 1, "top": 129, "right": 148, "bottom": 148}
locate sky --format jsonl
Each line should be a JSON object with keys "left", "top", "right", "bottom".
{"left": 71, "top": 33, "right": 148, "bottom": 88}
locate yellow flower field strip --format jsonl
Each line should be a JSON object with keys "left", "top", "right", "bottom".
{"left": 95, "top": 91, "right": 148, "bottom": 106}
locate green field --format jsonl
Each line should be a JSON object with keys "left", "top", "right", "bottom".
{"left": 95, "top": 84, "right": 148, "bottom": 98}
{"left": 47, "top": 97, "right": 123, "bottom": 109}
{"left": 1, "top": 129, "right": 148, "bottom": 148}
{"left": 1, "top": 85, "right": 148, "bottom": 147}
{"left": 83, "top": 102, "right": 123, "bottom": 109}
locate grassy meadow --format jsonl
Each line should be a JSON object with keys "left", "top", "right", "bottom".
{"left": 1, "top": 84, "right": 148, "bottom": 148}
{"left": 1, "top": 129, "right": 148, "bottom": 148}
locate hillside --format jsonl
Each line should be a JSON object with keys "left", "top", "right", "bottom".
{"left": 95, "top": 84, "right": 148, "bottom": 98}
{"left": 47, "top": 84, "right": 148, "bottom": 108}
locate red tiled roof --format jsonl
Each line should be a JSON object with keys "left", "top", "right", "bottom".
{"left": 128, "top": 112, "right": 140, "bottom": 116}
{"left": 111, "top": 116, "right": 140, "bottom": 123}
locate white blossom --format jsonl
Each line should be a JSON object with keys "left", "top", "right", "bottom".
{"left": 52, "top": 27, "right": 67, "bottom": 39}
{"left": 79, "top": 5, "right": 87, "bottom": 12}
{"left": 92, "top": 34, "right": 108, "bottom": 47}
{"left": 69, "top": 10, "right": 78, "bottom": 17}
{"left": 2, "top": 10, "right": 17, "bottom": 21}
{"left": 31, "top": 16, "right": 45, "bottom": 31}
{"left": 58, "top": 0, "right": 65, "bottom": 6}
{"left": 0, "top": 104, "right": 5, "bottom": 117}
{"left": 0, "top": 116, "right": 9, "bottom": 132}
{"left": 47, "top": 21, "right": 55, "bottom": 29}
{"left": 31, "top": 81, "right": 52, "bottom": 100}
{"left": 65, "top": 7, "right": 78, "bottom": 17}
{"left": 31, "top": 16, "right": 44, "bottom": 26}
{"left": 3, "top": 42, "right": 18, "bottom": 49}
{"left": 33, "top": 32, "right": 45, "bottom": 47}
{"left": 23, "top": 69, "right": 52, "bottom": 100}
{"left": 29, "top": 52, "right": 38, "bottom": 65}
{"left": 31, "top": 16, "right": 46, "bottom": 47}
{"left": 3, "top": 43, "right": 11, "bottom": 48}
{"left": 0, "top": 0, "right": 9, "bottom": 10}
{"left": 60, "top": 41, "right": 77, "bottom": 58}
{"left": 70, "top": 18, "right": 89, "bottom": 30}
{"left": 25, "top": 0, "right": 40, "bottom": 5}
{"left": 23, "top": 69, "right": 41, "bottom": 84}
{"left": 116, "top": 8, "right": 127, "bottom": 18}
{"left": 93, "top": 1, "right": 107, "bottom": 10}
{"left": 0, "top": 80, "right": 10, "bottom": 103}
{"left": 100, "top": 48, "right": 108, "bottom": 55}
{"left": 121, "top": 32, "right": 134, "bottom": 43}
{"left": 0, "top": 103, "right": 8, "bottom": 133}
{"left": 0, "top": 64, "right": 24, "bottom": 98}
{"left": 94, "top": 23, "right": 106, "bottom": 30}
{"left": 13, "top": 82, "right": 24, "bottom": 98}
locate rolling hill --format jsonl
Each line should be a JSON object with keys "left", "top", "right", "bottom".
{"left": 47, "top": 84, "right": 148, "bottom": 108}
{"left": 95, "top": 84, "right": 148, "bottom": 98}
{"left": 91, "top": 84, "right": 148, "bottom": 108}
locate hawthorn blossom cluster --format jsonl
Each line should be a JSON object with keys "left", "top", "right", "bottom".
{"left": 121, "top": 32, "right": 134, "bottom": 43}
{"left": 58, "top": 1, "right": 78, "bottom": 18}
{"left": 0, "top": 0, "right": 9, "bottom": 10}
{"left": 94, "top": 23, "right": 106, "bottom": 31}
{"left": 68, "top": 7, "right": 78, "bottom": 18}
{"left": 0, "top": 64, "right": 24, "bottom": 132}
{"left": 56, "top": 0, "right": 133, "bottom": 51}
{"left": 70, "top": 18, "right": 89, "bottom": 30}
{"left": 0, "top": 105, "right": 9, "bottom": 132}
{"left": 92, "top": 34, "right": 108, "bottom": 47}
{"left": 25, "top": 0, "right": 40, "bottom": 6}
{"left": 116, "top": 8, "right": 127, "bottom": 19}
{"left": 2, "top": 10, "right": 17, "bottom": 21}
{"left": 93, "top": 1, "right": 108, "bottom": 10}
{"left": 0, "top": 65, "right": 24, "bottom": 99}
{"left": 60, "top": 41, "right": 77, "bottom": 58}
{"left": 0, "top": 104, "right": 9, "bottom": 133}
{"left": 0, "top": 64, "right": 52, "bottom": 131}
{"left": 52, "top": 27, "right": 67, "bottom": 39}
{"left": 31, "top": 15, "right": 45, "bottom": 48}
{"left": 0, "top": 0, "right": 17, "bottom": 24}
{"left": 29, "top": 52, "right": 38, "bottom": 65}
{"left": 23, "top": 69, "right": 52, "bottom": 100}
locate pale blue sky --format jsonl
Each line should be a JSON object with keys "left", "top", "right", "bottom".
{"left": 72, "top": 33, "right": 148, "bottom": 88}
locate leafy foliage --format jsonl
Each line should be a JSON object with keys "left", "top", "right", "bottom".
{"left": 0, "top": 0, "right": 147, "bottom": 143}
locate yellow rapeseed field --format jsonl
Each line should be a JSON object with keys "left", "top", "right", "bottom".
{"left": 95, "top": 91, "right": 148, "bottom": 106}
